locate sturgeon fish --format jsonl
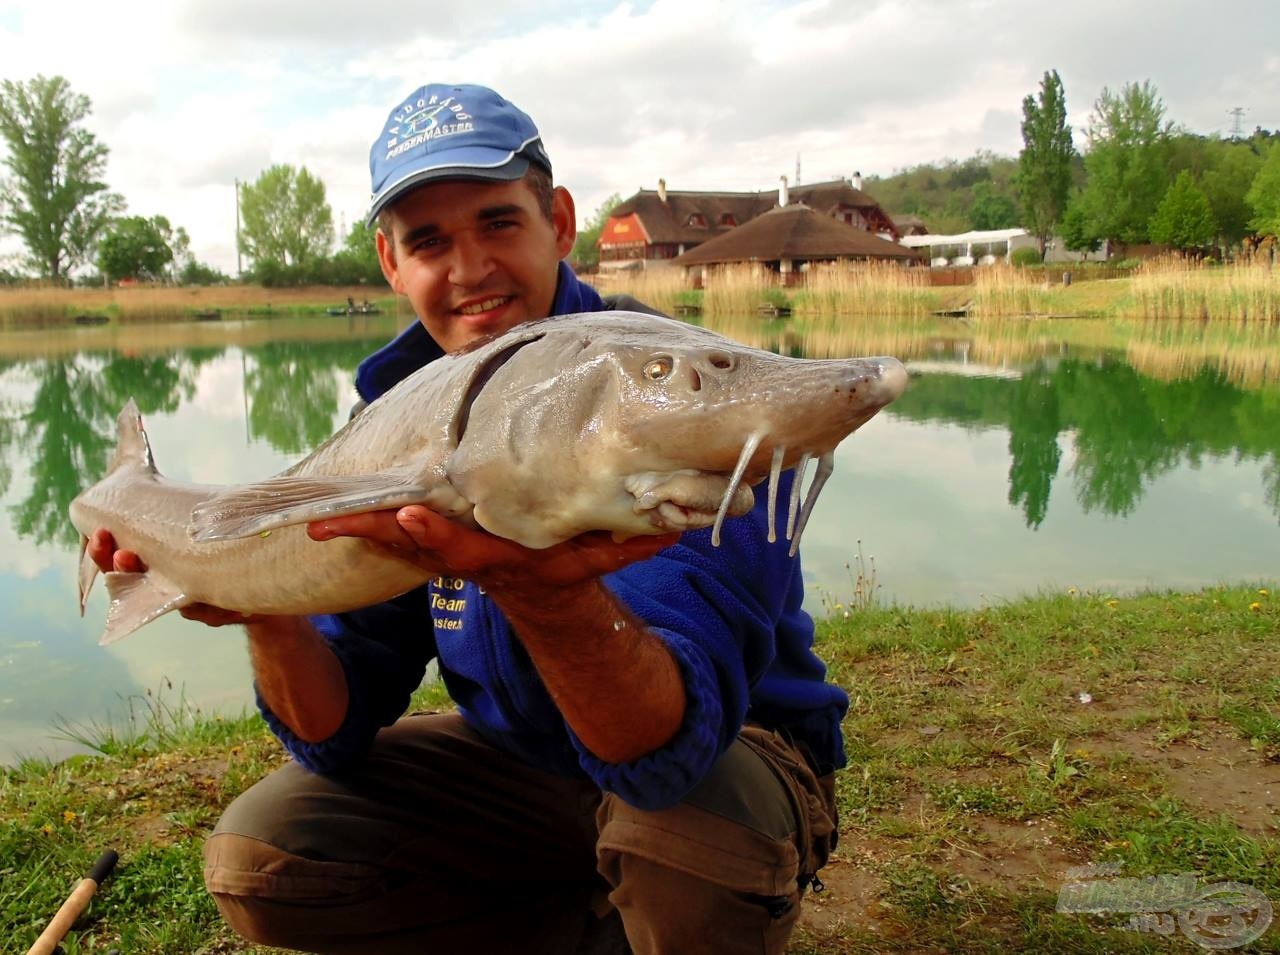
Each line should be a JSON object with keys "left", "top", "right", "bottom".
{"left": 69, "top": 310, "right": 907, "bottom": 645}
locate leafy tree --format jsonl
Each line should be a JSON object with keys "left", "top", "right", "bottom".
{"left": 328, "top": 219, "right": 386, "bottom": 286}
{"left": 864, "top": 152, "right": 1020, "bottom": 235}
{"left": 0, "top": 75, "right": 124, "bottom": 280}
{"left": 1246, "top": 144, "right": 1280, "bottom": 237}
{"left": 1148, "top": 171, "right": 1216, "bottom": 252}
{"left": 1197, "top": 139, "right": 1264, "bottom": 248}
{"left": 1058, "top": 197, "right": 1102, "bottom": 256}
{"left": 1064, "top": 81, "right": 1173, "bottom": 251}
{"left": 968, "top": 181, "right": 1018, "bottom": 230}
{"left": 97, "top": 215, "right": 179, "bottom": 282}
{"left": 178, "top": 259, "right": 228, "bottom": 285}
{"left": 238, "top": 164, "right": 333, "bottom": 277}
{"left": 1015, "top": 69, "right": 1075, "bottom": 258}
{"left": 571, "top": 192, "right": 621, "bottom": 269}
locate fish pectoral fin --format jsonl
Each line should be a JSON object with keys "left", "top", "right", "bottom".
{"left": 101, "top": 571, "right": 189, "bottom": 646}
{"left": 77, "top": 534, "right": 98, "bottom": 616}
{"left": 188, "top": 472, "right": 437, "bottom": 542}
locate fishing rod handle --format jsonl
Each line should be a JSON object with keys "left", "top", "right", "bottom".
{"left": 26, "top": 850, "right": 119, "bottom": 955}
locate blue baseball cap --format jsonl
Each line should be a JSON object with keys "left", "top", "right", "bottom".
{"left": 366, "top": 83, "right": 551, "bottom": 226}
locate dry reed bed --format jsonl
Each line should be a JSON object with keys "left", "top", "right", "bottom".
{"left": 969, "top": 265, "right": 1065, "bottom": 317}
{"left": 593, "top": 263, "right": 940, "bottom": 319}
{"left": 792, "top": 263, "right": 935, "bottom": 318}
{"left": 1131, "top": 257, "right": 1280, "bottom": 321}
{"left": 0, "top": 284, "right": 397, "bottom": 322}
{"left": 0, "top": 313, "right": 406, "bottom": 360}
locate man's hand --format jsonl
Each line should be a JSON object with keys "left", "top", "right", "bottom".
{"left": 87, "top": 528, "right": 345, "bottom": 741}
{"left": 309, "top": 506, "right": 678, "bottom": 597}
{"left": 310, "top": 506, "right": 686, "bottom": 762}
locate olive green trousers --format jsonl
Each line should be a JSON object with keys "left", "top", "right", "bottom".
{"left": 203, "top": 712, "right": 836, "bottom": 954}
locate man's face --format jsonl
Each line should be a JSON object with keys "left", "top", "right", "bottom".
{"left": 376, "top": 176, "right": 576, "bottom": 354}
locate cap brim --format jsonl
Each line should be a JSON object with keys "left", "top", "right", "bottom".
{"left": 366, "top": 149, "right": 531, "bottom": 227}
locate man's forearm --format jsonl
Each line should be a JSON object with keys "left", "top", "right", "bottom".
{"left": 492, "top": 580, "right": 686, "bottom": 764}
{"left": 246, "top": 616, "right": 349, "bottom": 743}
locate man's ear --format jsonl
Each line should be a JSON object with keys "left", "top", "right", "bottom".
{"left": 551, "top": 186, "right": 577, "bottom": 259}
{"left": 376, "top": 228, "right": 405, "bottom": 293}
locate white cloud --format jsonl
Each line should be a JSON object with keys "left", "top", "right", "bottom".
{"left": 2, "top": 0, "right": 1277, "bottom": 274}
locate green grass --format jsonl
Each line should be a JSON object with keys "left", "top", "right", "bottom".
{"left": 3, "top": 587, "right": 1278, "bottom": 952}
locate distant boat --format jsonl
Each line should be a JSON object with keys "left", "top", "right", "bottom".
{"left": 329, "top": 301, "right": 381, "bottom": 316}
{"left": 73, "top": 314, "right": 109, "bottom": 325}
{"left": 194, "top": 310, "right": 222, "bottom": 321}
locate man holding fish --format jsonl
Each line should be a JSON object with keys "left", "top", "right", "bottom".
{"left": 88, "top": 84, "right": 853, "bottom": 954}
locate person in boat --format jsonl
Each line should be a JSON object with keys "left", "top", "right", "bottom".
{"left": 89, "top": 82, "right": 842, "bottom": 955}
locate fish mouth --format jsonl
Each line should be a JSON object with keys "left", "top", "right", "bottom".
{"left": 623, "top": 448, "right": 829, "bottom": 555}
{"left": 627, "top": 470, "right": 756, "bottom": 532}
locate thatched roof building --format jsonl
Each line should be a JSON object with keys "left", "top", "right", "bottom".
{"left": 598, "top": 177, "right": 900, "bottom": 270}
{"left": 671, "top": 202, "right": 920, "bottom": 270}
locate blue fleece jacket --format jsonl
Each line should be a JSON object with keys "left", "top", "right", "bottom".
{"left": 257, "top": 262, "right": 849, "bottom": 810}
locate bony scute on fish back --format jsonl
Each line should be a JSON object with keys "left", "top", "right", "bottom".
{"left": 68, "top": 312, "right": 907, "bottom": 645}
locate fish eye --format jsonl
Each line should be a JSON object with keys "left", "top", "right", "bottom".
{"left": 642, "top": 356, "right": 674, "bottom": 381}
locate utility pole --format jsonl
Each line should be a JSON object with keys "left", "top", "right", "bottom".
{"left": 234, "top": 178, "right": 243, "bottom": 278}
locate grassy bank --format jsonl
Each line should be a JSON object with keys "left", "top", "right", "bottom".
{"left": 595, "top": 257, "right": 1280, "bottom": 322}
{"left": 0, "top": 284, "right": 400, "bottom": 324}
{"left": 4, "top": 585, "right": 1278, "bottom": 952}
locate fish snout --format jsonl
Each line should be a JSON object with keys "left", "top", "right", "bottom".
{"left": 838, "top": 356, "right": 908, "bottom": 413}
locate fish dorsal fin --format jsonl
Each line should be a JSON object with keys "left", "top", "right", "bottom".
{"left": 187, "top": 468, "right": 468, "bottom": 542}
{"left": 100, "top": 571, "right": 189, "bottom": 645}
{"left": 109, "top": 398, "right": 158, "bottom": 477}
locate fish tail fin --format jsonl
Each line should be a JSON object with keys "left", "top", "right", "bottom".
{"left": 100, "top": 571, "right": 188, "bottom": 645}
{"left": 107, "top": 398, "right": 158, "bottom": 478}
{"left": 77, "top": 534, "right": 98, "bottom": 615}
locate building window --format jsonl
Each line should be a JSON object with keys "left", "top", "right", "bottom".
{"left": 719, "top": 213, "right": 737, "bottom": 227}
{"left": 686, "top": 213, "right": 707, "bottom": 228}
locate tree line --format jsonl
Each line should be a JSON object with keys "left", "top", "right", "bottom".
{"left": 0, "top": 75, "right": 384, "bottom": 287}
{"left": 869, "top": 71, "right": 1279, "bottom": 260}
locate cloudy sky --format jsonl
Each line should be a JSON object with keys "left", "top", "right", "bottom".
{"left": 2, "top": 0, "right": 1278, "bottom": 274}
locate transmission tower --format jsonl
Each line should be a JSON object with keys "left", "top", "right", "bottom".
{"left": 1228, "top": 106, "right": 1246, "bottom": 139}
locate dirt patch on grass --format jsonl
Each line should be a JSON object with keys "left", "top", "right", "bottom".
{"left": 1091, "top": 724, "right": 1280, "bottom": 835}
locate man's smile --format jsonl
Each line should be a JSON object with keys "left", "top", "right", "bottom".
{"left": 457, "top": 295, "right": 514, "bottom": 316}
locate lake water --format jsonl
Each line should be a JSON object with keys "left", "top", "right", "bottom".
{"left": 1, "top": 311, "right": 1277, "bottom": 764}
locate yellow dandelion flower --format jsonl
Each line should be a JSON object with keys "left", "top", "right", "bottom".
{"left": 1105, "top": 599, "right": 1119, "bottom": 609}
{"left": 1258, "top": 589, "right": 1269, "bottom": 597}
{"left": 41, "top": 824, "right": 54, "bottom": 836}
{"left": 1250, "top": 602, "right": 1262, "bottom": 612}
{"left": 62, "top": 810, "right": 77, "bottom": 823}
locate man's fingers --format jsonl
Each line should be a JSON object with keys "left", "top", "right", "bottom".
{"left": 89, "top": 529, "right": 147, "bottom": 574}
{"left": 308, "top": 511, "right": 413, "bottom": 548}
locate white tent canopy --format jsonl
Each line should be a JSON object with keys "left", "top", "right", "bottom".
{"left": 897, "top": 228, "right": 1035, "bottom": 266}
